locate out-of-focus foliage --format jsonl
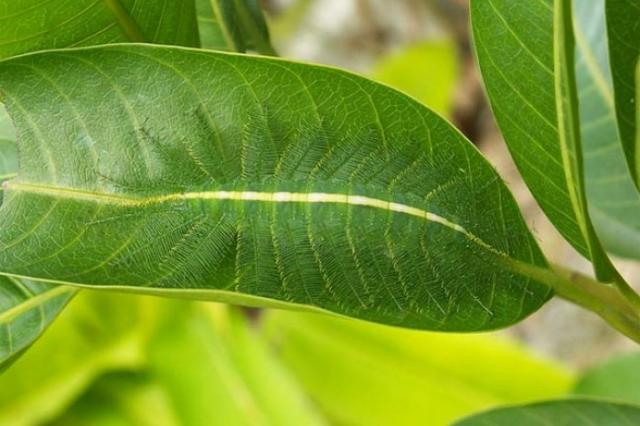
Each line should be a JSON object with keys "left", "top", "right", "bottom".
{"left": 50, "top": 372, "right": 180, "bottom": 426}
{"left": 371, "top": 41, "right": 459, "bottom": 115}
{"left": 49, "top": 301, "right": 323, "bottom": 426}
{"left": 143, "top": 303, "right": 323, "bottom": 426}
{"left": 263, "top": 310, "right": 574, "bottom": 426}
{"left": 573, "top": 352, "right": 640, "bottom": 405}
{"left": 0, "top": 292, "right": 155, "bottom": 425}
{"left": 1, "top": 292, "right": 574, "bottom": 426}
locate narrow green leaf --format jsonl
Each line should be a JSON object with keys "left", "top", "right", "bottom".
{"left": 0, "top": 292, "right": 153, "bottom": 426}
{"left": 197, "top": 0, "right": 276, "bottom": 55}
{"left": 471, "top": 0, "right": 615, "bottom": 280}
{"left": 0, "top": 0, "right": 200, "bottom": 60}
{"left": 197, "top": 0, "right": 232, "bottom": 50}
{"left": 263, "top": 310, "right": 573, "bottom": 426}
{"left": 573, "top": 352, "right": 640, "bottom": 405}
{"left": 0, "top": 44, "right": 551, "bottom": 331}
{"left": 606, "top": 0, "right": 640, "bottom": 183}
{"left": 573, "top": 0, "right": 640, "bottom": 260}
{"left": 454, "top": 399, "right": 640, "bottom": 425}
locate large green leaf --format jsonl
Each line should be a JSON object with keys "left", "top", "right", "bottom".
{"left": 0, "top": 291, "right": 153, "bottom": 426}
{"left": 606, "top": 0, "right": 640, "bottom": 183}
{"left": 454, "top": 399, "right": 640, "bottom": 425}
{"left": 471, "top": 0, "right": 615, "bottom": 280}
{"left": 196, "top": 0, "right": 276, "bottom": 54}
{"left": 573, "top": 0, "right": 640, "bottom": 260}
{"left": 0, "top": 138, "right": 76, "bottom": 370}
{"left": 263, "top": 310, "right": 573, "bottom": 426}
{"left": 0, "top": 44, "right": 552, "bottom": 331}
{"left": 0, "top": 0, "right": 199, "bottom": 60}
{"left": 0, "top": 0, "right": 203, "bottom": 371}
{"left": 573, "top": 352, "right": 640, "bottom": 405}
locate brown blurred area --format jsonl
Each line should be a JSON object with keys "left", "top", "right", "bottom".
{"left": 262, "top": 0, "right": 639, "bottom": 367}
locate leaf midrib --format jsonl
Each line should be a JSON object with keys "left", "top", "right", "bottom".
{"left": 0, "top": 285, "right": 74, "bottom": 323}
{"left": 4, "top": 180, "right": 507, "bottom": 259}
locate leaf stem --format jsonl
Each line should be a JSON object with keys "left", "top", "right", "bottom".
{"left": 515, "top": 261, "right": 640, "bottom": 343}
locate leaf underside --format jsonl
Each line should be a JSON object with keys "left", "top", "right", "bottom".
{"left": 573, "top": 0, "right": 640, "bottom": 260}
{"left": 0, "top": 44, "right": 551, "bottom": 331}
{"left": 454, "top": 399, "right": 640, "bottom": 425}
{"left": 605, "top": 0, "right": 640, "bottom": 183}
{"left": 471, "top": 0, "right": 614, "bottom": 279}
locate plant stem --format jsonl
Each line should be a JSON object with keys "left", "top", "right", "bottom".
{"left": 509, "top": 260, "right": 640, "bottom": 343}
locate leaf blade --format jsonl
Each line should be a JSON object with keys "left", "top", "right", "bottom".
{"left": 454, "top": 399, "right": 640, "bottom": 425}
{"left": 0, "top": 0, "right": 199, "bottom": 60}
{"left": 196, "top": 0, "right": 276, "bottom": 53}
{"left": 0, "top": 138, "right": 77, "bottom": 370}
{"left": 606, "top": 0, "right": 640, "bottom": 183}
{"left": 0, "top": 44, "right": 552, "bottom": 331}
{"left": 0, "top": 0, "right": 202, "bottom": 370}
{"left": 573, "top": 0, "right": 640, "bottom": 260}
{"left": 471, "top": 0, "right": 615, "bottom": 280}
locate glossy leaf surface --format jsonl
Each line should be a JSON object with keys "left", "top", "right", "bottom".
{"left": 455, "top": 399, "right": 640, "bottom": 425}
{"left": 573, "top": 0, "right": 640, "bottom": 260}
{"left": 471, "top": 0, "right": 614, "bottom": 279}
{"left": 606, "top": 0, "right": 640, "bottom": 182}
{"left": 0, "top": 44, "right": 551, "bottom": 331}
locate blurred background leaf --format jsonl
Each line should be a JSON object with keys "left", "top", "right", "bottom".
{"left": 0, "top": 292, "right": 156, "bottom": 425}
{"left": 262, "top": 310, "right": 573, "bottom": 426}
{"left": 2, "top": 291, "right": 575, "bottom": 426}
{"left": 371, "top": 40, "right": 458, "bottom": 115}
{"left": 573, "top": 351, "right": 640, "bottom": 404}
{"left": 453, "top": 399, "right": 640, "bottom": 426}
